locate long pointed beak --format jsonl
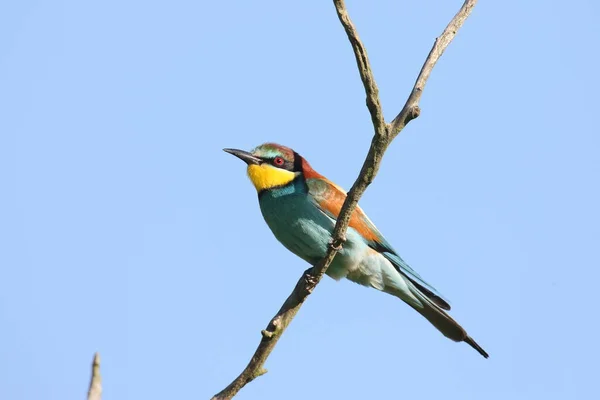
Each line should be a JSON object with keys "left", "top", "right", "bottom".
{"left": 223, "top": 148, "right": 262, "bottom": 165}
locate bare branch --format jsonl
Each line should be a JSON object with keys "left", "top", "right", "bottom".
{"left": 333, "top": 0, "right": 387, "bottom": 138}
{"left": 211, "top": 1, "right": 477, "bottom": 399}
{"left": 87, "top": 353, "right": 102, "bottom": 400}
{"left": 389, "top": 0, "right": 478, "bottom": 137}
{"left": 210, "top": 267, "right": 331, "bottom": 400}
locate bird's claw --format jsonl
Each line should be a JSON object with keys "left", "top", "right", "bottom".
{"left": 329, "top": 236, "right": 346, "bottom": 251}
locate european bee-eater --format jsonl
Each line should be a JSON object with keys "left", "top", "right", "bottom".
{"left": 224, "top": 143, "right": 488, "bottom": 358}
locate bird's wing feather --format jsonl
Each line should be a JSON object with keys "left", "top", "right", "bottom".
{"left": 306, "top": 177, "right": 451, "bottom": 310}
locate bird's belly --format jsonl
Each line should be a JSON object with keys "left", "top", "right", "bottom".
{"left": 259, "top": 194, "right": 383, "bottom": 287}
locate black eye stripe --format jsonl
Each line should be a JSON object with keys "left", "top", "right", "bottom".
{"left": 292, "top": 152, "right": 302, "bottom": 172}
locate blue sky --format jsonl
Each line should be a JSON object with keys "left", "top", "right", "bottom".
{"left": 1, "top": 1, "right": 599, "bottom": 399}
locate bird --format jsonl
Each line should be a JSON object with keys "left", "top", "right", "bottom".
{"left": 224, "top": 143, "right": 488, "bottom": 358}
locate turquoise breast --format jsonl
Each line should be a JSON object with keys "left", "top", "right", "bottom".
{"left": 257, "top": 179, "right": 365, "bottom": 279}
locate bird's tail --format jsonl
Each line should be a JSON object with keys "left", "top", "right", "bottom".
{"left": 409, "top": 285, "right": 489, "bottom": 358}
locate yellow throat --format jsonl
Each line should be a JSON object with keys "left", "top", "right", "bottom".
{"left": 247, "top": 164, "right": 296, "bottom": 192}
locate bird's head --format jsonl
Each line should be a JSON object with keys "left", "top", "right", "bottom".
{"left": 224, "top": 143, "right": 319, "bottom": 192}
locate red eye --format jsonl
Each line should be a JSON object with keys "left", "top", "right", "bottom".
{"left": 273, "top": 157, "right": 284, "bottom": 166}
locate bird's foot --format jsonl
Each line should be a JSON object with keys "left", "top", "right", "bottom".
{"left": 329, "top": 236, "right": 346, "bottom": 251}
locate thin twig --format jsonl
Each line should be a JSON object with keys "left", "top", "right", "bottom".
{"left": 389, "top": 0, "right": 478, "bottom": 137}
{"left": 211, "top": 1, "right": 477, "bottom": 399}
{"left": 87, "top": 353, "right": 102, "bottom": 400}
{"left": 333, "top": 0, "right": 387, "bottom": 138}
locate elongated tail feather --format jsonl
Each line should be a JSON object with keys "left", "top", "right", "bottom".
{"left": 408, "top": 284, "right": 489, "bottom": 358}
{"left": 464, "top": 336, "right": 489, "bottom": 358}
